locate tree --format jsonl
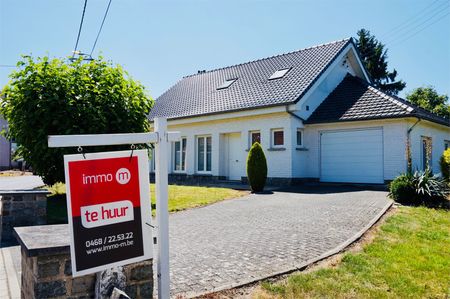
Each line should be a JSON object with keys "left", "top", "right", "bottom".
{"left": 0, "top": 56, "right": 153, "bottom": 185}
{"left": 355, "top": 29, "right": 406, "bottom": 95}
{"left": 246, "top": 142, "right": 267, "bottom": 193}
{"left": 406, "top": 86, "right": 450, "bottom": 118}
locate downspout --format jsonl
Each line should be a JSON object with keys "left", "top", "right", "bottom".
{"left": 406, "top": 117, "right": 421, "bottom": 173}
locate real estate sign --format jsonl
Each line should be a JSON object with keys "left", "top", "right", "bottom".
{"left": 64, "top": 150, "right": 152, "bottom": 276}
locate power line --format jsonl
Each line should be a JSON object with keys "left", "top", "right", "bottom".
{"left": 385, "top": 3, "right": 450, "bottom": 44}
{"left": 90, "top": 0, "right": 113, "bottom": 57}
{"left": 0, "top": 65, "right": 16, "bottom": 68}
{"left": 391, "top": 11, "right": 450, "bottom": 46}
{"left": 382, "top": 0, "right": 444, "bottom": 39}
{"left": 72, "top": 0, "right": 88, "bottom": 58}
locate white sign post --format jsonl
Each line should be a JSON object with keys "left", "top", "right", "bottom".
{"left": 154, "top": 118, "right": 170, "bottom": 297}
{"left": 48, "top": 117, "right": 177, "bottom": 299}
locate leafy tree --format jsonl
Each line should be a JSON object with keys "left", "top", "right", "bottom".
{"left": 355, "top": 29, "right": 406, "bottom": 95}
{"left": 246, "top": 142, "right": 267, "bottom": 193}
{"left": 406, "top": 86, "right": 450, "bottom": 118}
{"left": 0, "top": 56, "right": 153, "bottom": 184}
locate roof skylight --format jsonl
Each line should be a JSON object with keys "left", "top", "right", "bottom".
{"left": 269, "top": 68, "right": 291, "bottom": 80}
{"left": 217, "top": 78, "right": 237, "bottom": 90}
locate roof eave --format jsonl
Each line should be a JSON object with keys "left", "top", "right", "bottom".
{"left": 304, "top": 114, "right": 450, "bottom": 127}
{"left": 148, "top": 102, "right": 295, "bottom": 122}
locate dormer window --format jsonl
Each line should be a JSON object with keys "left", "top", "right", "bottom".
{"left": 269, "top": 68, "right": 291, "bottom": 80}
{"left": 217, "top": 78, "right": 237, "bottom": 90}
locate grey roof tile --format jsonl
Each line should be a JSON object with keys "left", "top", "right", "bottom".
{"left": 149, "top": 39, "right": 352, "bottom": 120}
{"left": 305, "top": 74, "right": 449, "bottom": 126}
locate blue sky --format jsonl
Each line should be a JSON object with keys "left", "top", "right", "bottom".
{"left": 1, "top": 0, "right": 449, "bottom": 100}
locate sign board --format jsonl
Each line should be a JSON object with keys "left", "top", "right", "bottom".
{"left": 64, "top": 150, "right": 152, "bottom": 276}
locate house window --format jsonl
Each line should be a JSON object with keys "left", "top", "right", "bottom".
{"left": 421, "top": 136, "right": 432, "bottom": 171}
{"left": 296, "top": 129, "right": 303, "bottom": 147}
{"left": 197, "top": 136, "right": 212, "bottom": 172}
{"left": 217, "top": 78, "right": 237, "bottom": 90}
{"left": 249, "top": 131, "right": 261, "bottom": 146}
{"left": 445, "top": 140, "right": 450, "bottom": 150}
{"left": 173, "top": 138, "right": 187, "bottom": 172}
{"left": 269, "top": 68, "right": 291, "bottom": 80}
{"left": 272, "top": 129, "right": 284, "bottom": 147}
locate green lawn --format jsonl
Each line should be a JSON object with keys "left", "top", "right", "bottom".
{"left": 259, "top": 206, "right": 450, "bottom": 299}
{"left": 46, "top": 183, "right": 246, "bottom": 224}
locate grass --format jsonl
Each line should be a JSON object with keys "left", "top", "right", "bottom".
{"left": 45, "top": 183, "right": 246, "bottom": 224}
{"left": 257, "top": 206, "right": 450, "bottom": 299}
{"left": 149, "top": 184, "right": 245, "bottom": 212}
{"left": 0, "top": 170, "right": 32, "bottom": 177}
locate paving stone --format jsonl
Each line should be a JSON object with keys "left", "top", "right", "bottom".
{"left": 168, "top": 185, "right": 389, "bottom": 297}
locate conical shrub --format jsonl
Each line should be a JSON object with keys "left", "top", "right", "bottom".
{"left": 246, "top": 142, "right": 268, "bottom": 193}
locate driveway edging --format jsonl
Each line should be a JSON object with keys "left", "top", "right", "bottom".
{"left": 185, "top": 199, "right": 394, "bottom": 299}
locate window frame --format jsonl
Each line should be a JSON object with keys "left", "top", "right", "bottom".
{"left": 249, "top": 130, "right": 261, "bottom": 147}
{"left": 173, "top": 137, "right": 187, "bottom": 173}
{"left": 271, "top": 128, "right": 285, "bottom": 148}
{"left": 217, "top": 78, "right": 237, "bottom": 90}
{"left": 196, "top": 135, "right": 212, "bottom": 173}
{"left": 268, "top": 68, "right": 291, "bottom": 80}
{"left": 296, "top": 128, "right": 304, "bottom": 147}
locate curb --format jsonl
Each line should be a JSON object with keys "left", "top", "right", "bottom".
{"left": 182, "top": 199, "right": 394, "bottom": 299}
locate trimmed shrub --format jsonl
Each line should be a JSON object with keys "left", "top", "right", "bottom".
{"left": 439, "top": 148, "right": 450, "bottom": 181}
{"left": 246, "top": 142, "right": 267, "bottom": 193}
{"left": 0, "top": 56, "right": 152, "bottom": 185}
{"left": 389, "top": 174, "right": 418, "bottom": 204}
{"left": 389, "top": 169, "right": 449, "bottom": 206}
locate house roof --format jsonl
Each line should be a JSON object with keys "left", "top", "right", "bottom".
{"left": 149, "top": 38, "right": 353, "bottom": 120}
{"left": 305, "top": 74, "right": 450, "bottom": 127}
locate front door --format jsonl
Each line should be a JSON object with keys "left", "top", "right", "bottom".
{"left": 227, "top": 133, "right": 242, "bottom": 180}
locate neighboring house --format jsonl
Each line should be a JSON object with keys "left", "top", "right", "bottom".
{"left": 149, "top": 38, "right": 450, "bottom": 185}
{"left": 0, "top": 116, "right": 11, "bottom": 170}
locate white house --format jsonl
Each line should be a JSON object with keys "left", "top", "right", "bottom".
{"left": 149, "top": 38, "right": 450, "bottom": 185}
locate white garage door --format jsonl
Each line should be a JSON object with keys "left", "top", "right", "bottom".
{"left": 320, "top": 128, "right": 383, "bottom": 184}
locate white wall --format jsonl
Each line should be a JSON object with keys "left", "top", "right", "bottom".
{"left": 167, "top": 112, "right": 294, "bottom": 178}
{"left": 290, "top": 45, "right": 367, "bottom": 121}
{"left": 408, "top": 119, "right": 450, "bottom": 174}
{"left": 0, "top": 117, "right": 11, "bottom": 168}
{"left": 301, "top": 119, "right": 409, "bottom": 181}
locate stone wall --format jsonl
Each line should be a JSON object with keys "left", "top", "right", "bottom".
{"left": 21, "top": 248, "right": 153, "bottom": 298}
{"left": 0, "top": 190, "right": 49, "bottom": 244}
{"left": 15, "top": 224, "right": 153, "bottom": 299}
{"left": 151, "top": 172, "right": 318, "bottom": 186}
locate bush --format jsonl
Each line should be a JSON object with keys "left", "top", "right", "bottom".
{"left": 246, "top": 142, "right": 267, "bottom": 193}
{"left": 389, "top": 169, "right": 449, "bottom": 206}
{"left": 389, "top": 174, "right": 418, "bottom": 204}
{"left": 0, "top": 56, "right": 153, "bottom": 184}
{"left": 440, "top": 148, "right": 450, "bottom": 181}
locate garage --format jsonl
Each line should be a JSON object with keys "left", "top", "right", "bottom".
{"left": 320, "top": 128, "right": 384, "bottom": 184}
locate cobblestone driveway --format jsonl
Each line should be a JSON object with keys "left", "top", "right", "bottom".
{"left": 169, "top": 185, "right": 390, "bottom": 297}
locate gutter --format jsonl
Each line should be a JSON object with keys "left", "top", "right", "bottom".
{"left": 285, "top": 106, "right": 305, "bottom": 122}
